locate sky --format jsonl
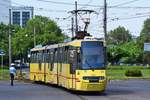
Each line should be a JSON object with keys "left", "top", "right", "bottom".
{"left": 11, "top": 0, "right": 150, "bottom": 37}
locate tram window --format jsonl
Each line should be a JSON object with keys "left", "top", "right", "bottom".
{"left": 50, "top": 52, "right": 53, "bottom": 63}
{"left": 42, "top": 52, "right": 44, "bottom": 63}
{"left": 62, "top": 47, "right": 65, "bottom": 63}
{"left": 34, "top": 53, "right": 36, "bottom": 63}
{"left": 65, "top": 50, "right": 68, "bottom": 63}
{"left": 48, "top": 52, "right": 50, "bottom": 63}
{"left": 59, "top": 48, "right": 63, "bottom": 63}
{"left": 36, "top": 53, "right": 38, "bottom": 63}
{"left": 32, "top": 52, "right": 38, "bottom": 63}
{"left": 37, "top": 53, "right": 39, "bottom": 62}
{"left": 54, "top": 51, "right": 57, "bottom": 63}
{"left": 77, "top": 52, "right": 81, "bottom": 69}
{"left": 64, "top": 50, "right": 66, "bottom": 63}
{"left": 46, "top": 52, "right": 48, "bottom": 63}
{"left": 46, "top": 52, "right": 49, "bottom": 63}
{"left": 47, "top": 52, "right": 50, "bottom": 63}
{"left": 70, "top": 50, "right": 77, "bottom": 74}
{"left": 43, "top": 52, "right": 45, "bottom": 63}
{"left": 43, "top": 52, "right": 48, "bottom": 63}
{"left": 37, "top": 52, "right": 42, "bottom": 63}
{"left": 31, "top": 53, "right": 33, "bottom": 63}
{"left": 57, "top": 49, "right": 60, "bottom": 63}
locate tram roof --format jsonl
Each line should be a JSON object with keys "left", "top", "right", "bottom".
{"left": 31, "top": 39, "right": 104, "bottom": 52}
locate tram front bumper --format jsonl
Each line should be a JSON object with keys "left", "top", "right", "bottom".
{"left": 76, "top": 81, "right": 106, "bottom": 91}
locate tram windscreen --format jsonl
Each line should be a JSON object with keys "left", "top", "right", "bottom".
{"left": 81, "top": 41, "right": 105, "bottom": 69}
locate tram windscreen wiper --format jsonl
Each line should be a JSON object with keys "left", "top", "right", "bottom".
{"left": 85, "top": 59, "right": 93, "bottom": 70}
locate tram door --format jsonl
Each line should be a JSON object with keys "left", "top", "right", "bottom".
{"left": 69, "top": 49, "right": 77, "bottom": 89}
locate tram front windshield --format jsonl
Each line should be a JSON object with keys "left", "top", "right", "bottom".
{"left": 81, "top": 41, "right": 105, "bottom": 70}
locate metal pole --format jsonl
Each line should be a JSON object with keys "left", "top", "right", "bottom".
{"left": 2, "top": 55, "right": 3, "bottom": 79}
{"left": 71, "top": 17, "right": 74, "bottom": 38}
{"left": 9, "top": 8, "right": 12, "bottom": 67}
{"left": 34, "top": 27, "right": 36, "bottom": 47}
{"left": 103, "top": 0, "right": 107, "bottom": 66}
{"left": 75, "top": 1, "right": 78, "bottom": 34}
{"left": 104, "top": 0, "right": 107, "bottom": 42}
{"left": 1, "top": 56, "right": 2, "bottom": 79}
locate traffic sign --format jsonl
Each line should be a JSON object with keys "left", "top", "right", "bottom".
{"left": 144, "top": 43, "right": 150, "bottom": 51}
{"left": 0, "top": 49, "right": 5, "bottom": 56}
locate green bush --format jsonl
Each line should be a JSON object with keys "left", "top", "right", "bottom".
{"left": 125, "top": 69, "right": 142, "bottom": 77}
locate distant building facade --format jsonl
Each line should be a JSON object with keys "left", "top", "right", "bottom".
{"left": 10, "top": 6, "right": 34, "bottom": 27}
{"left": 0, "top": 0, "right": 11, "bottom": 24}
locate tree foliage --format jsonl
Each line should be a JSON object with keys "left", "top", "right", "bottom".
{"left": 0, "top": 16, "right": 66, "bottom": 64}
{"left": 138, "top": 18, "right": 150, "bottom": 64}
{"left": 26, "top": 16, "right": 65, "bottom": 45}
{"left": 107, "top": 26, "right": 135, "bottom": 64}
{"left": 141, "top": 18, "right": 150, "bottom": 35}
{"left": 11, "top": 16, "right": 66, "bottom": 61}
{"left": 108, "top": 26, "right": 132, "bottom": 45}
{"left": 0, "top": 24, "right": 20, "bottom": 63}
{"left": 107, "top": 42, "right": 141, "bottom": 64}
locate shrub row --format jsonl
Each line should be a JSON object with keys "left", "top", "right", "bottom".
{"left": 125, "top": 69, "right": 142, "bottom": 77}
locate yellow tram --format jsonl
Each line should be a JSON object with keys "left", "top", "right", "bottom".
{"left": 30, "top": 37, "right": 107, "bottom": 92}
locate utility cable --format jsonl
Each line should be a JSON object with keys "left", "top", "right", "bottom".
{"left": 109, "top": 14, "right": 150, "bottom": 22}
{"left": 112, "top": 0, "right": 141, "bottom": 7}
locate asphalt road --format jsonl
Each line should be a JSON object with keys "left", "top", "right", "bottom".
{"left": 0, "top": 79, "right": 150, "bottom": 100}
{"left": 80, "top": 79, "right": 150, "bottom": 100}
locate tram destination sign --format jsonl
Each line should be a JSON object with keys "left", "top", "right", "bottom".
{"left": 144, "top": 43, "right": 150, "bottom": 51}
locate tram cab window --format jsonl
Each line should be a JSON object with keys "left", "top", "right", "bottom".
{"left": 81, "top": 41, "right": 105, "bottom": 70}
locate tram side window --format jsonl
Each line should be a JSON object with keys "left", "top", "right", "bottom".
{"left": 49, "top": 51, "right": 51, "bottom": 63}
{"left": 50, "top": 51, "right": 54, "bottom": 71}
{"left": 65, "top": 47, "right": 69, "bottom": 63}
{"left": 57, "top": 48, "right": 60, "bottom": 63}
{"left": 62, "top": 47, "right": 65, "bottom": 63}
{"left": 59, "top": 48, "right": 63, "bottom": 63}
{"left": 31, "top": 52, "right": 38, "bottom": 63}
{"left": 43, "top": 51, "right": 48, "bottom": 63}
{"left": 50, "top": 52, "right": 53, "bottom": 63}
{"left": 69, "top": 50, "right": 77, "bottom": 74}
{"left": 38, "top": 52, "right": 42, "bottom": 70}
{"left": 31, "top": 53, "right": 34, "bottom": 63}
{"left": 64, "top": 50, "right": 67, "bottom": 63}
{"left": 54, "top": 51, "right": 57, "bottom": 63}
{"left": 35, "top": 53, "right": 37, "bottom": 63}
{"left": 47, "top": 51, "right": 50, "bottom": 63}
{"left": 44, "top": 51, "right": 48, "bottom": 63}
{"left": 59, "top": 48, "right": 63, "bottom": 72}
{"left": 42, "top": 52, "right": 45, "bottom": 63}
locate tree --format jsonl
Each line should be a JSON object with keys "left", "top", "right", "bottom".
{"left": 12, "top": 16, "right": 66, "bottom": 62}
{"left": 107, "top": 45, "right": 126, "bottom": 65}
{"left": 26, "top": 16, "right": 65, "bottom": 45}
{"left": 119, "top": 42, "right": 142, "bottom": 64}
{"left": 141, "top": 18, "right": 150, "bottom": 35}
{"left": 0, "top": 23, "right": 20, "bottom": 64}
{"left": 108, "top": 26, "right": 132, "bottom": 45}
{"left": 107, "top": 42, "right": 142, "bottom": 65}
{"left": 138, "top": 18, "right": 150, "bottom": 49}
{"left": 137, "top": 18, "right": 150, "bottom": 64}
